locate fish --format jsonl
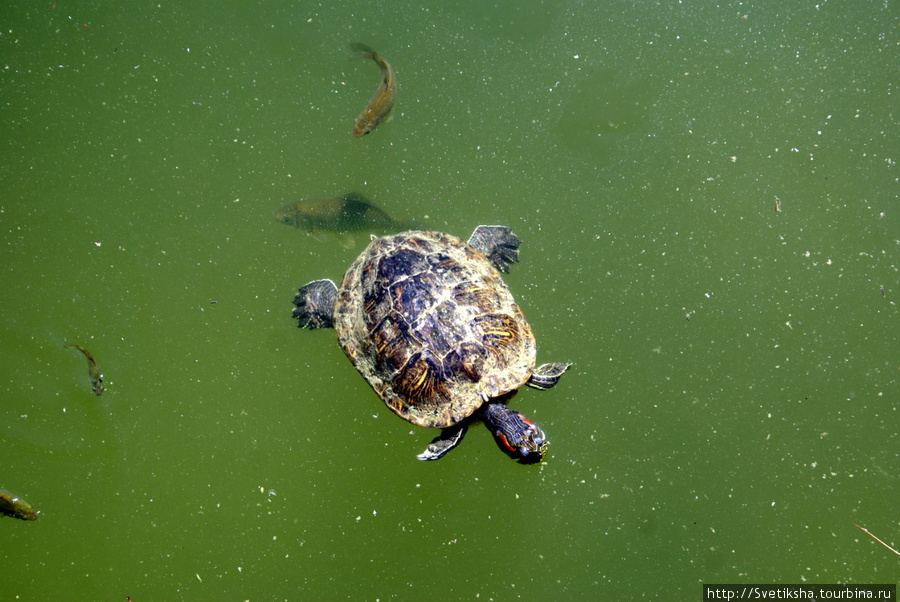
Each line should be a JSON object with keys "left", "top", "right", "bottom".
{"left": 350, "top": 43, "right": 396, "bottom": 137}
{"left": 0, "top": 488, "right": 37, "bottom": 521}
{"left": 274, "top": 193, "right": 416, "bottom": 248}
{"left": 64, "top": 343, "right": 105, "bottom": 396}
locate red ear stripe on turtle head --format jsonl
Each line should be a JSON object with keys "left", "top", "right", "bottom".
{"left": 494, "top": 430, "right": 516, "bottom": 454}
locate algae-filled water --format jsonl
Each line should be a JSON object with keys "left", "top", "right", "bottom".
{"left": 1, "top": 1, "right": 897, "bottom": 599}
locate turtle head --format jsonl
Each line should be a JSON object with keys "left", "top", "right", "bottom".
{"left": 483, "top": 402, "right": 548, "bottom": 464}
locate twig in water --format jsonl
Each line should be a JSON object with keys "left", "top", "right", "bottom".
{"left": 853, "top": 523, "right": 900, "bottom": 557}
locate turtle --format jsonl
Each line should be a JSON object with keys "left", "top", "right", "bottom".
{"left": 292, "top": 225, "right": 570, "bottom": 463}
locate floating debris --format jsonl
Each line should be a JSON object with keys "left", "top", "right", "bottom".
{"left": 853, "top": 522, "right": 900, "bottom": 557}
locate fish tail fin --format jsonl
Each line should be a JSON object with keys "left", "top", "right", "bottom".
{"left": 350, "top": 42, "right": 376, "bottom": 59}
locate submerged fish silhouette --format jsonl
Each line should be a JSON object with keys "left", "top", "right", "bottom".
{"left": 64, "top": 343, "right": 105, "bottom": 396}
{"left": 274, "top": 192, "right": 416, "bottom": 248}
{"left": 350, "top": 43, "right": 396, "bottom": 137}
{"left": 0, "top": 488, "right": 37, "bottom": 521}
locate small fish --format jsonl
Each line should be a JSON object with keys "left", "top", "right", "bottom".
{"left": 774, "top": 195, "right": 782, "bottom": 212}
{"left": 274, "top": 193, "right": 415, "bottom": 248}
{"left": 350, "top": 43, "right": 396, "bottom": 137}
{"left": 64, "top": 343, "right": 105, "bottom": 396}
{"left": 0, "top": 488, "right": 37, "bottom": 521}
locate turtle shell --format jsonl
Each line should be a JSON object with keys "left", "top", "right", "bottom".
{"left": 334, "top": 230, "right": 536, "bottom": 428}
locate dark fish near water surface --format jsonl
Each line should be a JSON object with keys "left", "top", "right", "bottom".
{"left": 0, "top": 488, "right": 37, "bottom": 521}
{"left": 350, "top": 43, "right": 396, "bottom": 137}
{"left": 274, "top": 193, "right": 415, "bottom": 248}
{"left": 64, "top": 343, "right": 105, "bottom": 396}
{"left": 275, "top": 192, "right": 417, "bottom": 248}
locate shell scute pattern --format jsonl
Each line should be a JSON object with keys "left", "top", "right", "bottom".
{"left": 370, "top": 313, "right": 413, "bottom": 374}
{"left": 452, "top": 281, "right": 498, "bottom": 315}
{"left": 334, "top": 231, "right": 536, "bottom": 428}
{"left": 390, "top": 273, "right": 440, "bottom": 327}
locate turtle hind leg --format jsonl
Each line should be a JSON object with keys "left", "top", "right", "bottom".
{"left": 527, "top": 362, "right": 571, "bottom": 390}
{"left": 417, "top": 422, "right": 469, "bottom": 461}
{"left": 292, "top": 279, "right": 338, "bottom": 329}
{"left": 467, "top": 225, "right": 520, "bottom": 273}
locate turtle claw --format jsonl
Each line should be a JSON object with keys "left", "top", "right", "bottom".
{"left": 293, "top": 279, "right": 338, "bottom": 329}
{"left": 416, "top": 447, "right": 448, "bottom": 462}
{"left": 417, "top": 423, "right": 468, "bottom": 461}
{"left": 467, "top": 225, "right": 520, "bottom": 273}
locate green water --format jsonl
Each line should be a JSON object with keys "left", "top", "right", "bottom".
{"left": 1, "top": 1, "right": 897, "bottom": 599}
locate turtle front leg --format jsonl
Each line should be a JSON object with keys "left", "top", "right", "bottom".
{"left": 417, "top": 422, "right": 469, "bottom": 461}
{"left": 293, "top": 279, "right": 338, "bottom": 329}
{"left": 526, "top": 362, "right": 571, "bottom": 390}
{"left": 467, "top": 225, "right": 520, "bottom": 273}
